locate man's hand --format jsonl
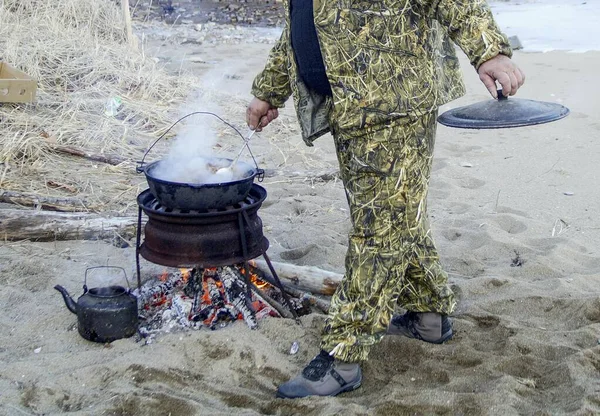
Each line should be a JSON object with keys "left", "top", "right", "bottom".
{"left": 246, "top": 97, "right": 279, "bottom": 131}
{"left": 478, "top": 54, "right": 525, "bottom": 99}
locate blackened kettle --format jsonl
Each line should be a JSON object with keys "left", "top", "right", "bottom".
{"left": 54, "top": 266, "right": 138, "bottom": 343}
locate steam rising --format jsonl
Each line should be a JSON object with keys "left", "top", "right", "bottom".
{"left": 150, "top": 86, "right": 250, "bottom": 185}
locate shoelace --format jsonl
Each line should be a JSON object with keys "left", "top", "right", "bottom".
{"left": 393, "top": 311, "right": 418, "bottom": 327}
{"left": 302, "top": 350, "right": 334, "bottom": 381}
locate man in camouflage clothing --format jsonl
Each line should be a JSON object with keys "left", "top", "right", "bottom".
{"left": 247, "top": 0, "right": 525, "bottom": 398}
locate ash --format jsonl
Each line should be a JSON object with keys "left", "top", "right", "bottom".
{"left": 133, "top": 265, "right": 302, "bottom": 345}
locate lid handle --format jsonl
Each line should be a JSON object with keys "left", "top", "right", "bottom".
{"left": 497, "top": 89, "right": 508, "bottom": 101}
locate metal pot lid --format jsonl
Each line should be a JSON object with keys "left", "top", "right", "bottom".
{"left": 437, "top": 90, "right": 570, "bottom": 129}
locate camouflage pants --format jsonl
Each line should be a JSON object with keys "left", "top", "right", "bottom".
{"left": 321, "top": 112, "right": 456, "bottom": 362}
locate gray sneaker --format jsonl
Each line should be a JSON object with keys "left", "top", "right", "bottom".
{"left": 388, "top": 311, "right": 453, "bottom": 344}
{"left": 276, "top": 350, "right": 362, "bottom": 399}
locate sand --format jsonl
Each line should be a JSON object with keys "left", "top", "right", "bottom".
{"left": 1, "top": 11, "right": 600, "bottom": 416}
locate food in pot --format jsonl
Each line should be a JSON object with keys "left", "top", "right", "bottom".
{"left": 151, "top": 157, "right": 252, "bottom": 185}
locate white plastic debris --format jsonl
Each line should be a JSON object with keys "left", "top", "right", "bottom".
{"left": 104, "top": 96, "right": 122, "bottom": 117}
{"left": 34, "top": 347, "right": 41, "bottom": 354}
{"left": 460, "top": 162, "right": 473, "bottom": 168}
{"left": 563, "top": 191, "right": 574, "bottom": 196}
{"left": 289, "top": 341, "right": 299, "bottom": 355}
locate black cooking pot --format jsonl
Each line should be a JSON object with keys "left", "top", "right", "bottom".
{"left": 137, "top": 111, "right": 264, "bottom": 211}
{"left": 142, "top": 158, "right": 263, "bottom": 211}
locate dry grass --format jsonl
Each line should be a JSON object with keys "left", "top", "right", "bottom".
{"left": 0, "top": 0, "right": 197, "bottom": 213}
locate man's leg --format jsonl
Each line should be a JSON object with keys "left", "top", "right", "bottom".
{"left": 382, "top": 114, "right": 455, "bottom": 342}
{"left": 277, "top": 112, "right": 454, "bottom": 398}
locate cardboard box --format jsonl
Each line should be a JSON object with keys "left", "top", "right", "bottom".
{"left": 0, "top": 61, "right": 37, "bottom": 103}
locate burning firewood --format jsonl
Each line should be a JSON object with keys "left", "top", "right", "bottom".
{"left": 220, "top": 266, "right": 258, "bottom": 330}
{"left": 134, "top": 262, "right": 330, "bottom": 342}
{"left": 249, "top": 285, "right": 288, "bottom": 319}
{"left": 171, "top": 295, "right": 193, "bottom": 328}
{"left": 136, "top": 265, "right": 285, "bottom": 338}
{"left": 134, "top": 271, "right": 184, "bottom": 310}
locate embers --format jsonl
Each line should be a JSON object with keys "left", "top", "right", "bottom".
{"left": 135, "top": 265, "right": 306, "bottom": 343}
{"left": 134, "top": 183, "right": 300, "bottom": 338}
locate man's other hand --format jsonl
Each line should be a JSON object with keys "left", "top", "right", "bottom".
{"left": 478, "top": 54, "right": 525, "bottom": 99}
{"left": 247, "top": 98, "right": 279, "bottom": 131}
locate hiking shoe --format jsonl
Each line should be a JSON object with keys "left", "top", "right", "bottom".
{"left": 276, "top": 350, "right": 362, "bottom": 399}
{"left": 388, "top": 311, "right": 453, "bottom": 344}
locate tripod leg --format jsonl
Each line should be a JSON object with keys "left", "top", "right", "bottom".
{"left": 261, "top": 252, "right": 298, "bottom": 319}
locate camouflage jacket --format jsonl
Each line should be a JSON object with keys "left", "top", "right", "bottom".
{"left": 251, "top": 0, "right": 512, "bottom": 145}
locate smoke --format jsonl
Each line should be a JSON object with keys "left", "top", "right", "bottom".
{"left": 151, "top": 67, "right": 249, "bottom": 184}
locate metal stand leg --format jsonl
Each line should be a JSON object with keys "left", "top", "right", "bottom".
{"left": 261, "top": 252, "right": 298, "bottom": 320}
{"left": 238, "top": 211, "right": 297, "bottom": 319}
{"left": 135, "top": 206, "right": 143, "bottom": 290}
{"left": 238, "top": 213, "right": 257, "bottom": 318}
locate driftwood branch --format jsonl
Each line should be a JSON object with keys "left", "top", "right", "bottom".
{"left": 50, "top": 144, "right": 128, "bottom": 166}
{"left": 283, "top": 286, "right": 330, "bottom": 314}
{"left": 0, "top": 190, "right": 97, "bottom": 212}
{"left": 0, "top": 209, "right": 138, "bottom": 241}
{"left": 252, "top": 259, "right": 342, "bottom": 296}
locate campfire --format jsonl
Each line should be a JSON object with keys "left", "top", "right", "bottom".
{"left": 133, "top": 183, "right": 340, "bottom": 344}
{"left": 135, "top": 263, "right": 309, "bottom": 343}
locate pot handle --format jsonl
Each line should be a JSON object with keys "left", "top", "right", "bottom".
{"left": 497, "top": 89, "right": 508, "bottom": 101}
{"left": 136, "top": 111, "right": 255, "bottom": 173}
{"left": 84, "top": 266, "right": 130, "bottom": 293}
{"left": 256, "top": 168, "right": 265, "bottom": 182}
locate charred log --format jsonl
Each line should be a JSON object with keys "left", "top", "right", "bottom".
{"left": 221, "top": 266, "right": 258, "bottom": 330}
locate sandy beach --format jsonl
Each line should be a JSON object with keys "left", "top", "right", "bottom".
{"left": 1, "top": 1, "right": 599, "bottom": 415}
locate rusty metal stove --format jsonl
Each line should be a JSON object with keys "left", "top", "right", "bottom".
{"left": 134, "top": 184, "right": 296, "bottom": 318}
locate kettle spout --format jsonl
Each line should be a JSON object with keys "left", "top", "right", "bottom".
{"left": 54, "top": 285, "right": 78, "bottom": 314}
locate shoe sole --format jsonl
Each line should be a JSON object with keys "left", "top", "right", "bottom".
{"left": 275, "top": 372, "right": 363, "bottom": 399}
{"left": 430, "top": 329, "right": 453, "bottom": 344}
{"left": 388, "top": 328, "right": 454, "bottom": 344}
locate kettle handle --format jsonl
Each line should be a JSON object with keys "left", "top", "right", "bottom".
{"left": 84, "top": 266, "right": 130, "bottom": 293}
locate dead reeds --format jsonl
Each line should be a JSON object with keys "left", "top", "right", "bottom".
{"left": 0, "top": 0, "right": 197, "bottom": 213}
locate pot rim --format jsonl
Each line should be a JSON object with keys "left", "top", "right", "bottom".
{"left": 143, "top": 159, "right": 258, "bottom": 188}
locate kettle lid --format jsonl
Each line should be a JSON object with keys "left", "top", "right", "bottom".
{"left": 88, "top": 285, "right": 128, "bottom": 298}
{"left": 438, "top": 91, "right": 570, "bottom": 129}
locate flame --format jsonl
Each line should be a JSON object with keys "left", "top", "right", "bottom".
{"left": 159, "top": 269, "right": 169, "bottom": 282}
{"left": 201, "top": 278, "right": 211, "bottom": 303}
{"left": 243, "top": 262, "right": 270, "bottom": 289}
{"left": 180, "top": 268, "right": 192, "bottom": 283}
{"left": 249, "top": 269, "right": 270, "bottom": 290}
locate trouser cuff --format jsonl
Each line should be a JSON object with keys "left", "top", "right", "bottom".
{"left": 320, "top": 340, "right": 371, "bottom": 363}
